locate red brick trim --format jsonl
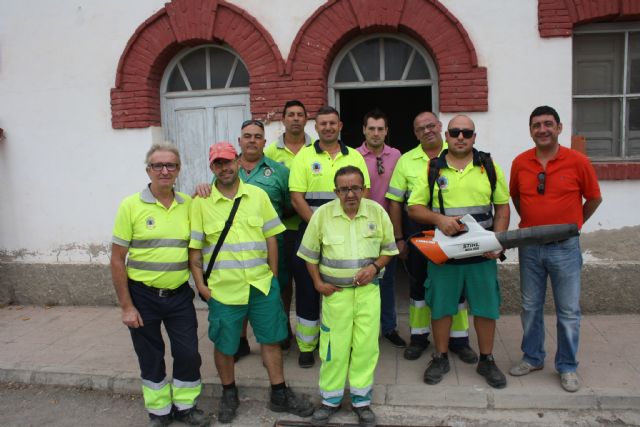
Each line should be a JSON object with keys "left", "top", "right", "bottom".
{"left": 286, "top": 0, "right": 488, "bottom": 114}
{"left": 538, "top": 0, "right": 640, "bottom": 38}
{"left": 111, "top": 0, "right": 284, "bottom": 129}
{"left": 112, "top": 0, "right": 488, "bottom": 128}
{"left": 593, "top": 163, "right": 640, "bottom": 180}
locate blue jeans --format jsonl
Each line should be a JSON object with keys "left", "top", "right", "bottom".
{"left": 518, "top": 236, "right": 582, "bottom": 373}
{"left": 380, "top": 257, "right": 398, "bottom": 335}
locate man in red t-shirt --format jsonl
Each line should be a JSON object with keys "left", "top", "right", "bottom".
{"left": 509, "top": 106, "right": 602, "bottom": 393}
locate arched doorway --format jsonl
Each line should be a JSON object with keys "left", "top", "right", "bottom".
{"left": 161, "top": 45, "right": 250, "bottom": 194}
{"left": 328, "top": 35, "right": 438, "bottom": 152}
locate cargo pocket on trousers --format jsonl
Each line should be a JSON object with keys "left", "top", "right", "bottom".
{"left": 320, "top": 323, "right": 331, "bottom": 362}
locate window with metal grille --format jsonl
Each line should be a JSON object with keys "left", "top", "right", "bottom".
{"left": 166, "top": 45, "right": 249, "bottom": 93}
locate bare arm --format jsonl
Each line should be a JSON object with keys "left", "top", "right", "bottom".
{"left": 110, "top": 243, "right": 144, "bottom": 328}
{"left": 511, "top": 196, "right": 521, "bottom": 216}
{"left": 388, "top": 200, "right": 408, "bottom": 259}
{"left": 583, "top": 197, "right": 602, "bottom": 224}
{"left": 306, "top": 262, "right": 342, "bottom": 297}
{"left": 408, "top": 204, "right": 462, "bottom": 236}
{"left": 266, "top": 235, "right": 278, "bottom": 277}
{"left": 188, "top": 248, "right": 211, "bottom": 301}
{"left": 291, "top": 191, "right": 314, "bottom": 223}
{"left": 483, "top": 203, "right": 510, "bottom": 259}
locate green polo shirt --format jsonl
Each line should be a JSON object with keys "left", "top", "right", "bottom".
{"left": 239, "top": 155, "right": 290, "bottom": 220}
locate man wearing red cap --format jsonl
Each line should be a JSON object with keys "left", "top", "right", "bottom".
{"left": 189, "top": 142, "right": 313, "bottom": 424}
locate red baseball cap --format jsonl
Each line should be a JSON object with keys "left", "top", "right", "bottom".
{"left": 209, "top": 142, "right": 237, "bottom": 165}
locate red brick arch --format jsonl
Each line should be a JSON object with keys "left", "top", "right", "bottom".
{"left": 285, "top": 0, "right": 489, "bottom": 114}
{"left": 538, "top": 0, "right": 640, "bottom": 38}
{"left": 110, "top": 0, "right": 285, "bottom": 129}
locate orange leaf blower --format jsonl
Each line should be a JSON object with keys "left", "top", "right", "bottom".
{"left": 409, "top": 214, "right": 579, "bottom": 265}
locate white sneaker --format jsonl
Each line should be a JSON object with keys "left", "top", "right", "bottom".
{"left": 509, "top": 359, "right": 543, "bottom": 376}
{"left": 560, "top": 372, "right": 581, "bottom": 392}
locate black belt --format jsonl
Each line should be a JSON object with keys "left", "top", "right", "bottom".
{"left": 128, "top": 279, "right": 187, "bottom": 297}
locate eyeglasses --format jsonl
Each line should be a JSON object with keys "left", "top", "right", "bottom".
{"left": 336, "top": 186, "right": 364, "bottom": 195}
{"left": 537, "top": 172, "right": 546, "bottom": 195}
{"left": 414, "top": 123, "right": 438, "bottom": 133}
{"left": 376, "top": 157, "right": 385, "bottom": 175}
{"left": 448, "top": 128, "right": 475, "bottom": 138}
{"left": 241, "top": 119, "right": 264, "bottom": 130}
{"left": 149, "top": 162, "right": 179, "bottom": 171}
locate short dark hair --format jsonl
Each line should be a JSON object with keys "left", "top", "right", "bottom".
{"left": 334, "top": 166, "right": 364, "bottom": 187}
{"left": 529, "top": 106, "right": 560, "bottom": 126}
{"left": 362, "top": 108, "right": 388, "bottom": 127}
{"left": 283, "top": 99, "right": 307, "bottom": 117}
{"left": 316, "top": 106, "right": 340, "bottom": 120}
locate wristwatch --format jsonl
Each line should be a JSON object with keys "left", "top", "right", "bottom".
{"left": 368, "top": 261, "right": 381, "bottom": 275}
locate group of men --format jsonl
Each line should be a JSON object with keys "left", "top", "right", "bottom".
{"left": 111, "top": 101, "right": 601, "bottom": 427}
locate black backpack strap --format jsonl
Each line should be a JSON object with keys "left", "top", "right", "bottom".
{"left": 427, "top": 150, "right": 447, "bottom": 215}
{"left": 474, "top": 150, "right": 497, "bottom": 204}
{"left": 203, "top": 196, "right": 241, "bottom": 283}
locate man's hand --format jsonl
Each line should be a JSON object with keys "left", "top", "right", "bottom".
{"left": 122, "top": 306, "right": 144, "bottom": 328}
{"left": 314, "top": 281, "right": 343, "bottom": 297}
{"left": 353, "top": 264, "right": 377, "bottom": 286}
{"left": 483, "top": 250, "right": 503, "bottom": 260}
{"left": 197, "top": 285, "right": 211, "bottom": 302}
{"left": 193, "top": 183, "right": 212, "bottom": 198}
{"left": 436, "top": 215, "right": 464, "bottom": 236}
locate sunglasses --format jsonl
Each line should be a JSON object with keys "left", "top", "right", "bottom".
{"left": 537, "top": 172, "right": 546, "bottom": 195}
{"left": 376, "top": 157, "right": 385, "bottom": 175}
{"left": 448, "top": 128, "right": 475, "bottom": 138}
{"left": 241, "top": 119, "right": 264, "bottom": 130}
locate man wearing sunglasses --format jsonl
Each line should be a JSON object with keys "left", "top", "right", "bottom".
{"left": 386, "top": 111, "right": 476, "bottom": 363}
{"left": 408, "top": 115, "right": 511, "bottom": 389}
{"left": 355, "top": 109, "right": 405, "bottom": 349}
{"left": 509, "top": 106, "right": 602, "bottom": 392}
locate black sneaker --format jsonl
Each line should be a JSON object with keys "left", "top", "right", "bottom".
{"left": 449, "top": 344, "right": 479, "bottom": 364}
{"left": 148, "top": 414, "right": 171, "bottom": 427}
{"left": 269, "top": 387, "right": 314, "bottom": 417}
{"left": 476, "top": 355, "right": 507, "bottom": 389}
{"left": 172, "top": 406, "right": 210, "bottom": 426}
{"left": 234, "top": 337, "right": 250, "bottom": 362}
{"left": 403, "top": 338, "right": 430, "bottom": 360}
{"left": 383, "top": 330, "right": 407, "bottom": 348}
{"left": 217, "top": 387, "right": 239, "bottom": 424}
{"left": 423, "top": 353, "right": 450, "bottom": 385}
{"left": 352, "top": 405, "right": 376, "bottom": 427}
{"left": 311, "top": 404, "right": 340, "bottom": 426}
{"left": 298, "top": 351, "right": 315, "bottom": 368}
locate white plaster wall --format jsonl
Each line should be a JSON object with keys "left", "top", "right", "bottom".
{"left": 0, "top": 0, "right": 637, "bottom": 266}
{"left": 0, "top": 0, "right": 167, "bottom": 263}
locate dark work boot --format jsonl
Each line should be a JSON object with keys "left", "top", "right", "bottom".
{"left": 269, "top": 387, "right": 314, "bottom": 417}
{"left": 172, "top": 406, "right": 210, "bottom": 426}
{"left": 423, "top": 353, "right": 450, "bottom": 385}
{"left": 403, "top": 335, "right": 430, "bottom": 360}
{"left": 217, "top": 387, "right": 239, "bottom": 424}
{"left": 148, "top": 414, "right": 171, "bottom": 427}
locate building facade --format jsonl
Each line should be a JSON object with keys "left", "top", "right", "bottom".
{"left": 1, "top": 0, "right": 639, "bottom": 308}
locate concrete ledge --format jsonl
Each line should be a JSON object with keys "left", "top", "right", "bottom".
{"left": 2, "top": 262, "right": 640, "bottom": 313}
{"left": 4, "top": 367, "right": 638, "bottom": 411}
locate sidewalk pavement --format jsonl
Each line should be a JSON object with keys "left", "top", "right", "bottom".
{"left": 1, "top": 304, "right": 639, "bottom": 412}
